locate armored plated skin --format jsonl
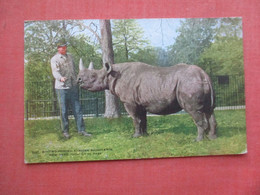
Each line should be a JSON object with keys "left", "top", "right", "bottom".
{"left": 78, "top": 62, "right": 217, "bottom": 141}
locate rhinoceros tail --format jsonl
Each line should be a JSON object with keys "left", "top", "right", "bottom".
{"left": 198, "top": 66, "right": 215, "bottom": 113}
{"left": 205, "top": 73, "right": 215, "bottom": 112}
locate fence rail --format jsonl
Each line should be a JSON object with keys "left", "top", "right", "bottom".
{"left": 25, "top": 97, "right": 106, "bottom": 120}
{"left": 24, "top": 75, "right": 245, "bottom": 120}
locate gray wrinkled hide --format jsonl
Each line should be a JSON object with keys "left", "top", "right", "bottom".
{"left": 78, "top": 62, "right": 217, "bottom": 141}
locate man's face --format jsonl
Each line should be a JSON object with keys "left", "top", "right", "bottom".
{"left": 58, "top": 46, "right": 67, "bottom": 55}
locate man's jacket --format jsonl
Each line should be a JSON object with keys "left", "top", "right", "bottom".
{"left": 51, "top": 53, "right": 78, "bottom": 89}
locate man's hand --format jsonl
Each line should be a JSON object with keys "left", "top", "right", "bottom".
{"left": 60, "top": 77, "right": 67, "bottom": 82}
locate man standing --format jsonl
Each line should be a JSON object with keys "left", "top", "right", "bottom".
{"left": 51, "top": 40, "right": 91, "bottom": 138}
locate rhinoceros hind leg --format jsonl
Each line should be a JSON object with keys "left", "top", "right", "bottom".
{"left": 188, "top": 111, "right": 209, "bottom": 141}
{"left": 207, "top": 112, "right": 217, "bottom": 140}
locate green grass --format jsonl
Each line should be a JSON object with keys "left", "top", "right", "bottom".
{"left": 24, "top": 110, "right": 247, "bottom": 163}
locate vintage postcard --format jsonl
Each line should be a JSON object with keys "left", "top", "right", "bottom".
{"left": 24, "top": 17, "right": 246, "bottom": 163}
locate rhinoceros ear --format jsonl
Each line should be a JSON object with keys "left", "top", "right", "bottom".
{"left": 79, "top": 58, "right": 85, "bottom": 71}
{"left": 104, "top": 63, "right": 112, "bottom": 74}
{"left": 88, "top": 61, "right": 94, "bottom": 70}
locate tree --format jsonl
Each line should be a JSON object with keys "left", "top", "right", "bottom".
{"left": 168, "top": 18, "right": 217, "bottom": 65}
{"left": 112, "top": 19, "right": 149, "bottom": 63}
{"left": 100, "top": 20, "right": 121, "bottom": 118}
{"left": 198, "top": 18, "right": 243, "bottom": 76}
{"left": 198, "top": 18, "right": 244, "bottom": 107}
{"left": 215, "top": 17, "right": 242, "bottom": 38}
{"left": 130, "top": 47, "right": 157, "bottom": 65}
{"left": 130, "top": 47, "right": 170, "bottom": 66}
{"left": 68, "top": 35, "right": 102, "bottom": 71}
{"left": 199, "top": 37, "right": 243, "bottom": 76}
{"left": 25, "top": 20, "right": 81, "bottom": 62}
{"left": 154, "top": 47, "right": 170, "bottom": 67}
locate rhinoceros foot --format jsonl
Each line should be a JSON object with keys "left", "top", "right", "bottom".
{"left": 207, "top": 134, "right": 217, "bottom": 140}
{"left": 194, "top": 134, "right": 206, "bottom": 142}
{"left": 133, "top": 132, "right": 149, "bottom": 138}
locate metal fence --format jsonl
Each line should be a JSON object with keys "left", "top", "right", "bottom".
{"left": 24, "top": 75, "right": 245, "bottom": 120}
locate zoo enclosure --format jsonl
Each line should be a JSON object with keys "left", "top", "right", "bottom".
{"left": 24, "top": 75, "right": 245, "bottom": 120}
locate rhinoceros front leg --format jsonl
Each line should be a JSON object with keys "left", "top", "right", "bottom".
{"left": 124, "top": 103, "right": 148, "bottom": 137}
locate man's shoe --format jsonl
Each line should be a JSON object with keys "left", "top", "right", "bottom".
{"left": 63, "top": 132, "right": 70, "bottom": 139}
{"left": 78, "top": 131, "right": 92, "bottom": 137}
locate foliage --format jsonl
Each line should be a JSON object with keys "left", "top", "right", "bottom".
{"left": 168, "top": 18, "right": 217, "bottom": 65}
{"left": 215, "top": 17, "right": 242, "bottom": 38}
{"left": 112, "top": 19, "right": 150, "bottom": 63}
{"left": 197, "top": 18, "right": 244, "bottom": 106}
{"left": 24, "top": 20, "right": 80, "bottom": 61}
{"left": 198, "top": 17, "right": 243, "bottom": 76}
{"left": 24, "top": 62, "right": 53, "bottom": 101}
{"left": 212, "top": 76, "right": 245, "bottom": 107}
{"left": 155, "top": 47, "right": 171, "bottom": 67}
{"left": 199, "top": 37, "right": 244, "bottom": 76}
{"left": 24, "top": 110, "right": 246, "bottom": 163}
{"left": 130, "top": 47, "right": 158, "bottom": 65}
{"left": 131, "top": 47, "right": 171, "bottom": 66}
{"left": 67, "top": 35, "right": 102, "bottom": 70}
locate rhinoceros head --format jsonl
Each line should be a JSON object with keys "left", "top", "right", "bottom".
{"left": 77, "top": 58, "right": 112, "bottom": 92}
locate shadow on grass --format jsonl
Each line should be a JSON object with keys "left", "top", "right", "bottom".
{"left": 25, "top": 110, "right": 246, "bottom": 141}
{"left": 55, "top": 132, "right": 94, "bottom": 142}
{"left": 25, "top": 120, "right": 95, "bottom": 143}
{"left": 150, "top": 123, "right": 196, "bottom": 136}
{"left": 83, "top": 117, "right": 133, "bottom": 136}
{"left": 86, "top": 115, "right": 197, "bottom": 138}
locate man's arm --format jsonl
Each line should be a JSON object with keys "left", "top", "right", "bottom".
{"left": 50, "top": 58, "right": 66, "bottom": 82}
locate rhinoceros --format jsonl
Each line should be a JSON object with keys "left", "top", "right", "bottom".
{"left": 77, "top": 60, "right": 217, "bottom": 141}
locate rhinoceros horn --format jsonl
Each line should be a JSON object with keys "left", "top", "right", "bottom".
{"left": 79, "top": 58, "right": 85, "bottom": 71}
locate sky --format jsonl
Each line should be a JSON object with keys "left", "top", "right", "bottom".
{"left": 136, "top": 18, "right": 182, "bottom": 49}
{"left": 81, "top": 18, "right": 182, "bottom": 50}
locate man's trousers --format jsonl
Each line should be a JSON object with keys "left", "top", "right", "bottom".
{"left": 56, "top": 87, "right": 85, "bottom": 133}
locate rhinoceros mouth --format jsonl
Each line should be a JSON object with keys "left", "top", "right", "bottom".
{"left": 79, "top": 84, "right": 95, "bottom": 91}
{"left": 79, "top": 83, "right": 88, "bottom": 89}
{"left": 80, "top": 84, "right": 103, "bottom": 92}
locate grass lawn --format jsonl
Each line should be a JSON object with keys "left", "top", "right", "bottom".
{"left": 24, "top": 110, "right": 247, "bottom": 163}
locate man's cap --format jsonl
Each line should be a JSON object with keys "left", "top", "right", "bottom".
{"left": 56, "top": 39, "right": 67, "bottom": 47}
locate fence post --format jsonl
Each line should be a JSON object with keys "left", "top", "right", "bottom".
{"left": 43, "top": 101, "right": 45, "bottom": 117}
{"left": 95, "top": 98, "right": 99, "bottom": 117}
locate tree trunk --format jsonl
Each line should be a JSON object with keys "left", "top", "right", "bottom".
{"left": 99, "top": 20, "right": 120, "bottom": 118}
{"left": 124, "top": 35, "right": 129, "bottom": 60}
